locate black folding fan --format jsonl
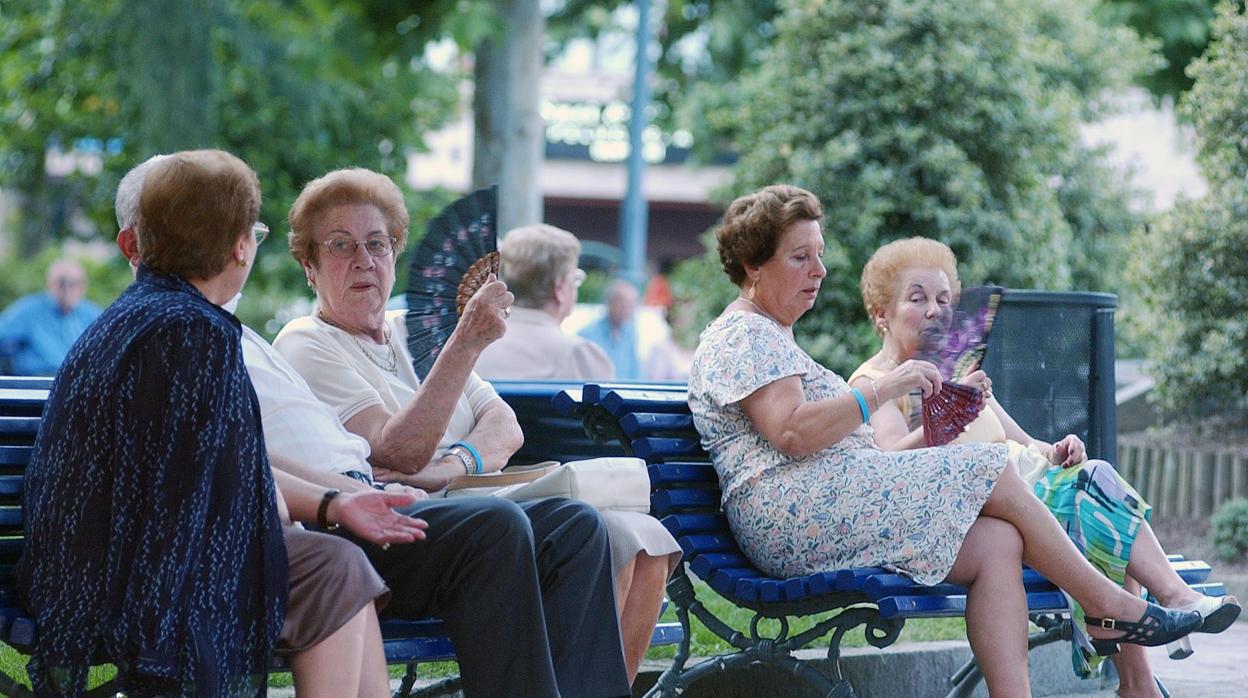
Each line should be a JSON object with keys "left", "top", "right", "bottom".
{"left": 404, "top": 186, "right": 499, "bottom": 378}
{"left": 916, "top": 286, "right": 1004, "bottom": 446}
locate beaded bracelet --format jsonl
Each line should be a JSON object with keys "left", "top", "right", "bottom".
{"left": 451, "top": 440, "right": 483, "bottom": 475}
{"left": 851, "top": 387, "right": 871, "bottom": 424}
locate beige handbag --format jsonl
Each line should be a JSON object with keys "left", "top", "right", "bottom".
{"left": 444, "top": 457, "right": 652, "bottom": 513}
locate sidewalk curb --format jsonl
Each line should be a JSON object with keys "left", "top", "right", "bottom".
{"left": 630, "top": 637, "right": 1103, "bottom": 698}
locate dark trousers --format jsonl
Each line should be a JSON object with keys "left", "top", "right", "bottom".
{"left": 343, "top": 496, "right": 630, "bottom": 698}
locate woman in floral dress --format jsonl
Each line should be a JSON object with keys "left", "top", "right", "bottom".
{"left": 687, "top": 184, "right": 1201, "bottom": 697}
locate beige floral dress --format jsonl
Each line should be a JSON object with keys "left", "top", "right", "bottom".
{"left": 688, "top": 311, "right": 1008, "bottom": 584}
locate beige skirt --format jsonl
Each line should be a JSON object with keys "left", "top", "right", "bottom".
{"left": 601, "top": 510, "right": 682, "bottom": 576}
{"left": 277, "top": 526, "right": 390, "bottom": 653}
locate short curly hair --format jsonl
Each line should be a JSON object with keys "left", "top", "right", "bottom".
{"left": 288, "top": 168, "right": 409, "bottom": 264}
{"left": 138, "top": 150, "right": 260, "bottom": 279}
{"left": 500, "top": 224, "right": 581, "bottom": 308}
{"left": 860, "top": 237, "right": 961, "bottom": 321}
{"left": 715, "top": 185, "right": 823, "bottom": 286}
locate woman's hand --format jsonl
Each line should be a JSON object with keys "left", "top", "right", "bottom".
{"left": 329, "top": 489, "right": 429, "bottom": 545}
{"left": 454, "top": 274, "right": 514, "bottom": 352}
{"left": 372, "top": 458, "right": 459, "bottom": 492}
{"left": 960, "top": 369, "right": 993, "bottom": 406}
{"left": 1051, "top": 434, "right": 1087, "bottom": 467}
{"left": 879, "top": 359, "right": 944, "bottom": 401}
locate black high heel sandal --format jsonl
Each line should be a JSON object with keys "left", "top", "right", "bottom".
{"left": 1085, "top": 602, "right": 1203, "bottom": 656}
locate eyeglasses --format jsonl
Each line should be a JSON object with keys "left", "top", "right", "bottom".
{"left": 569, "top": 268, "right": 587, "bottom": 288}
{"left": 252, "top": 222, "right": 270, "bottom": 245}
{"left": 320, "top": 234, "right": 397, "bottom": 259}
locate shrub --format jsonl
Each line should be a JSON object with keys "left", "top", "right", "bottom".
{"left": 673, "top": 0, "right": 1158, "bottom": 374}
{"left": 1211, "top": 497, "right": 1248, "bottom": 563}
{"left": 1129, "top": 3, "right": 1248, "bottom": 416}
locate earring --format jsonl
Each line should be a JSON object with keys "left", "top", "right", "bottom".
{"left": 237, "top": 256, "right": 246, "bottom": 268}
{"left": 746, "top": 282, "right": 757, "bottom": 301}
{"left": 306, "top": 277, "right": 315, "bottom": 289}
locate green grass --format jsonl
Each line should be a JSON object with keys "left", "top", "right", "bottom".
{"left": 644, "top": 578, "right": 967, "bottom": 660}
{"left": 0, "top": 578, "right": 968, "bottom": 689}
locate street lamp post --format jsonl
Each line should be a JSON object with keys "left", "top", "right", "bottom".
{"left": 618, "top": 0, "right": 652, "bottom": 288}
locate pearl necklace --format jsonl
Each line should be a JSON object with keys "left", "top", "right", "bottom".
{"left": 318, "top": 310, "right": 399, "bottom": 375}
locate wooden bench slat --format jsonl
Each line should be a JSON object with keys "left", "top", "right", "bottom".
{"left": 0, "top": 418, "right": 41, "bottom": 437}
{"left": 652, "top": 489, "right": 719, "bottom": 517}
{"left": 600, "top": 389, "right": 691, "bottom": 416}
{"left": 648, "top": 463, "right": 717, "bottom": 486}
{"left": 660, "top": 513, "right": 730, "bottom": 535}
{"left": 622, "top": 412, "right": 695, "bottom": 437}
{"left": 632, "top": 437, "right": 703, "bottom": 460}
{"left": 0, "top": 448, "right": 31, "bottom": 467}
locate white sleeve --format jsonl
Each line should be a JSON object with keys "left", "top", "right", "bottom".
{"left": 273, "top": 323, "right": 387, "bottom": 423}
{"left": 462, "top": 371, "right": 501, "bottom": 419}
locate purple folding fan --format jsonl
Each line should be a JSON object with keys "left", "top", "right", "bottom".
{"left": 916, "top": 286, "right": 1003, "bottom": 446}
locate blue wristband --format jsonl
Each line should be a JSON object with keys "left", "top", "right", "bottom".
{"left": 452, "top": 440, "right": 483, "bottom": 474}
{"left": 851, "top": 387, "right": 870, "bottom": 424}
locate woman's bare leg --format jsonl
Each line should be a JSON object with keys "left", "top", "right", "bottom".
{"left": 1113, "top": 576, "right": 1163, "bottom": 698}
{"left": 616, "top": 553, "right": 670, "bottom": 684}
{"left": 977, "top": 461, "right": 1148, "bottom": 633}
{"left": 944, "top": 516, "right": 1031, "bottom": 697}
{"left": 290, "top": 603, "right": 390, "bottom": 698}
{"left": 1126, "top": 523, "right": 1204, "bottom": 608}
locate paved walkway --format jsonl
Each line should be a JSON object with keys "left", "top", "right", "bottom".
{"left": 1051, "top": 617, "right": 1248, "bottom": 698}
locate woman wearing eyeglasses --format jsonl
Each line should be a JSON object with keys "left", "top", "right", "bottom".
{"left": 274, "top": 172, "right": 675, "bottom": 687}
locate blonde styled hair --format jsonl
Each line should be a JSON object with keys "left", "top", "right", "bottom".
{"left": 288, "top": 168, "right": 409, "bottom": 264}
{"left": 860, "top": 237, "right": 961, "bottom": 324}
{"left": 499, "top": 224, "right": 581, "bottom": 308}
{"left": 715, "top": 184, "right": 823, "bottom": 286}
{"left": 138, "top": 149, "right": 260, "bottom": 279}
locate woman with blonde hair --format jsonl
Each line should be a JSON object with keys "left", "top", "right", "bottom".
{"left": 849, "top": 236, "right": 1239, "bottom": 696}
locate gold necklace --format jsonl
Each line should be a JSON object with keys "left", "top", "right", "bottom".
{"left": 318, "top": 310, "right": 399, "bottom": 375}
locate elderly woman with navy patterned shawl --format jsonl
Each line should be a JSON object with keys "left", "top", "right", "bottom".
{"left": 18, "top": 150, "right": 422, "bottom": 697}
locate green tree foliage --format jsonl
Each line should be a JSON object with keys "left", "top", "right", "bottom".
{"left": 1130, "top": 2, "right": 1248, "bottom": 415}
{"left": 1099, "top": 0, "right": 1220, "bottom": 100}
{"left": 670, "top": 0, "right": 1158, "bottom": 374}
{"left": 0, "top": 0, "right": 472, "bottom": 333}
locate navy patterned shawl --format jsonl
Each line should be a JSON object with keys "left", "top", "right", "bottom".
{"left": 18, "top": 268, "right": 287, "bottom": 697}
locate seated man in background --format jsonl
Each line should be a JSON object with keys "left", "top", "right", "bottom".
{"left": 476, "top": 223, "right": 614, "bottom": 381}
{"left": 114, "top": 164, "right": 630, "bottom": 698}
{"left": 0, "top": 258, "right": 102, "bottom": 375}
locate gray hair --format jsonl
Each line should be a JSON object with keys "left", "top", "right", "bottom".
{"left": 499, "top": 224, "right": 582, "bottom": 308}
{"left": 115, "top": 154, "right": 170, "bottom": 230}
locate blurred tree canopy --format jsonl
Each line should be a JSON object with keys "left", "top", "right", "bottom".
{"left": 1130, "top": 1, "right": 1248, "bottom": 415}
{"left": 668, "top": 0, "right": 1160, "bottom": 374}
{"left": 1099, "top": 0, "right": 1221, "bottom": 100}
{"left": 0, "top": 0, "right": 491, "bottom": 332}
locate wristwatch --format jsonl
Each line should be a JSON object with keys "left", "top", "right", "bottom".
{"left": 317, "top": 489, "right": 341, "bottom": 530}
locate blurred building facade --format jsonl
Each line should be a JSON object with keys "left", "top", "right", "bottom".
{"left": 408, "top": 35, "right": 731, "bottom": 270}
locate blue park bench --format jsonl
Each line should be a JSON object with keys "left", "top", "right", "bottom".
{"left": 551, "top": 291, "right": 1226, "bottom": 698}
{"left": 0, "top": 375, "right": 681, "bottom": 698}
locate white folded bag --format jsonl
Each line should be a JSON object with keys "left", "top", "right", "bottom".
{"left": 443, "top": 457, "right": 651, "bottom": 513}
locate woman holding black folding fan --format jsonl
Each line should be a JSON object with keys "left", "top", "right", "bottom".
{"left": 688, "top": 184, "right": 1205, "bottom": 697}
{"left": 849, "top": 237, "right": 1239, "bottom": 695}
{"left": 273, "top": 167, "right": 679, "bottom": 686}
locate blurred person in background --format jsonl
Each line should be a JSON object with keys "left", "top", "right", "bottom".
{"left": 0, "top": 258, "right": 102, "bottom": 375}
{"left": 579, "top": 277, "right": 642, "bottom": 380}
{"left": 476, "top": 223, "right": 614, "bottom": 381}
